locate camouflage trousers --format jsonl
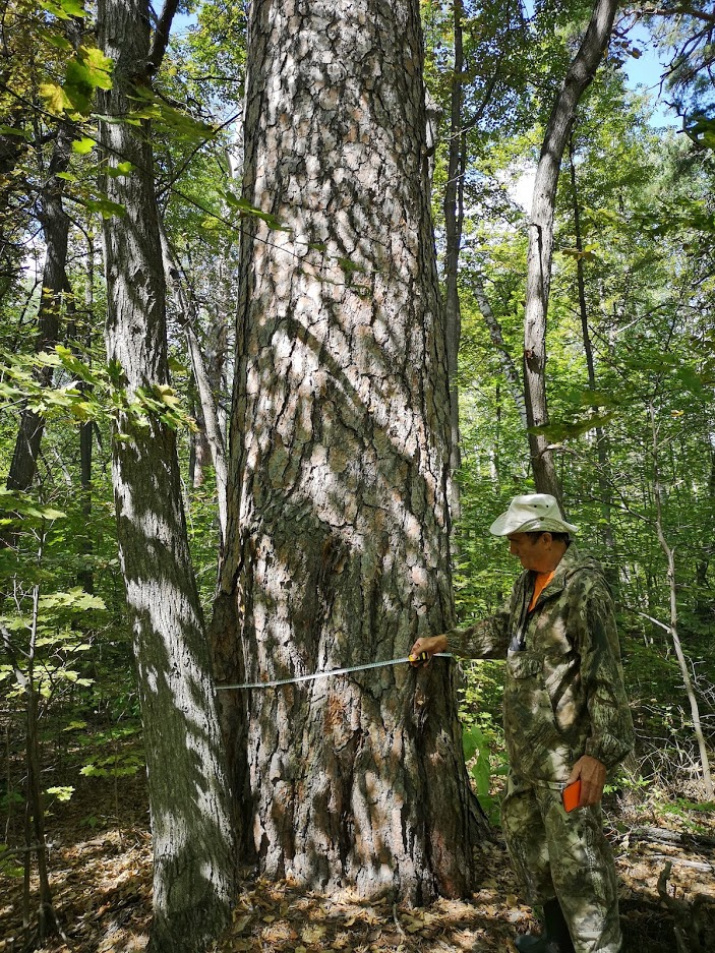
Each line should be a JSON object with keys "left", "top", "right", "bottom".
{"left": 501, "top": 772, "right": 622, "bottom": 953}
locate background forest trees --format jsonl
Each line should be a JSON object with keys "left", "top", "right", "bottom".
{"left": 1, "top": 0, "right": 714, "bottom": 950}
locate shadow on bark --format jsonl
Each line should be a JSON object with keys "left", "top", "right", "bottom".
{"left": 112, "top": 430, "right": 235, "bottom": 952}
{"left": 214, "top": 0, "right": 489, "bottom": 904}
{"left": 119, "top": 596, "right": 234, "bottom": 952}
{"left": 218, "top": 311, "right": 486, "bottom": 900}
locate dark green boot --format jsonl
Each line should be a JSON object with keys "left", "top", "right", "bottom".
{"left": 515, "top": 899, "right": 575, "bottom": 953}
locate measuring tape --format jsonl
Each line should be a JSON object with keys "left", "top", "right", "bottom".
{"left": 216, "top": 652, "right": 452, "bottom": 691}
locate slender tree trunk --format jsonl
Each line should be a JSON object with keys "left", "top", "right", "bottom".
{"left": 567, "top": 137, "right": 617, "bottom": 582}
{"left": 694, "top": 554, "right": 711, "bottom": 619}
{"left": 471, "top": 274, "right": 528, "bottom": 428}
{"left": 0, "top": 2, "right": 34, "bottom": 298}
{"left": 191, "top": 396, "right": 213, "bottom": 486}
{"left": 694, "top": 437, "right": 715, "bottom": 619}
{"left": 1, "top": 584, "right": 63, "bottom": 944}
{"left": 214, "top": 0, "right": 486, "bottom": 903}
{"left": 77, "top": 232, "right": 95, "bottom": 593}
{"left": 0, "top": 103, "right": 26, "bottom": 300}
{"left": 443, "top": 0, "right": 465, "bottom": 506}
{"left": 160, "top": 228, "right": 229, "bottom": 547}
{"left": 25, "top": 585, "right": 60, "bottom": 943}
{"left": 6, "top": 122, "right": 74, "bottom": 494}
{"left": 523, "top": 0, "right": 618, "bottom": 501}
{"left": 97, "top": 3, "right": 235, "bottom": 950}
{"left": 649, "top": 404, "right": 714, "bottom": 800}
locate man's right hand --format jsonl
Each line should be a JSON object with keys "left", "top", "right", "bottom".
{"left": 409, "top": 634, "right": 448, "bottom": 665}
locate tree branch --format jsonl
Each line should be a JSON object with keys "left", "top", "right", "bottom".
{"left": 147, "top": 0, "right": 181, "bottom": 76}
{"left": 642, "top": 5, "right": 715, "bottom": 25}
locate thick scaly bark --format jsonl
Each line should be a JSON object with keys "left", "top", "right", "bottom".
{"left": 214, "top": 0, "right": 486, "bottom": 903}
{"left": 523, "top": 0, "right": 617, "bottom": 500}
{"left": 97, "top": 2, "right": 234, "bottom": 950}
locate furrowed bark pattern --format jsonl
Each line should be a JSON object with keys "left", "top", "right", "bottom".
{"left": 216, "top": 0, "right": 485, "bottom": 902}
{"left": 98, "top": 2, "right": 234, "bottom": 950}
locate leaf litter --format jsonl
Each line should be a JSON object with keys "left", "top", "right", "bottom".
{"left": 1, "top": 774, "right": 715, "bottom": 953}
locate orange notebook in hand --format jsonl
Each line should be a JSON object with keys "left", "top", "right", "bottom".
{"left": 562, "top": 779, "right": 581, "bottom": 813}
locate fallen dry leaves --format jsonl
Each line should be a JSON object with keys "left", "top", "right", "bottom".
{"left": 1, "top": 775, "right": 714, "bottom": 953}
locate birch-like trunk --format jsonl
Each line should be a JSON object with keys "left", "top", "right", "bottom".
{"left": 523, "top": 0, "right": 617, "bottom": 500}
{"left": 214, "top": 0, "right": 485, "bottom": 903}
{"left": 97, "top": 2, "right": 234, "bottom": 950}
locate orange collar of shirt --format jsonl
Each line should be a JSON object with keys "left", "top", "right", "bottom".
{"left": 528, "top": 570, "right": 555, "bottom": 612}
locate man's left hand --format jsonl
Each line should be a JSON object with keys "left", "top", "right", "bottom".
{"left": 567, "top": 755, "right": 607, "bottom": 808}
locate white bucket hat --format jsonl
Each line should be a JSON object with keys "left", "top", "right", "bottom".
{"left": 489, "top": 493, "right": 579, "bottom": 536}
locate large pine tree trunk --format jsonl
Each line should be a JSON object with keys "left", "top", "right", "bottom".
{"left": 97, "top": 2, "right": 234, "bottom": 950}
{"left": 214, "top": 0, "right": 485, "bottom": 903}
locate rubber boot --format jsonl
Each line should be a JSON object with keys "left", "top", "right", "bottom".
{"left": 515, "top": 899, "right": 576, "bottom": 953}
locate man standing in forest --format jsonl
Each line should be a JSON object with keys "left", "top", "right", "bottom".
{"left": 411, "top": 493, "right": 633, "bottom": 953}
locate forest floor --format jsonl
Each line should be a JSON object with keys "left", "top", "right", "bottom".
{"left": 1, "top": 771, "right": 715, "bottom": 953}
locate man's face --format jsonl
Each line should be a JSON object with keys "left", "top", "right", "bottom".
{"left": 507, "top": 532, "right": 550, "bottom": 572}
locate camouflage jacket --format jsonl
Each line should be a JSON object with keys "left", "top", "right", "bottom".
{"left": 449, "top": 545, "right": 634, "bottom": 783}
